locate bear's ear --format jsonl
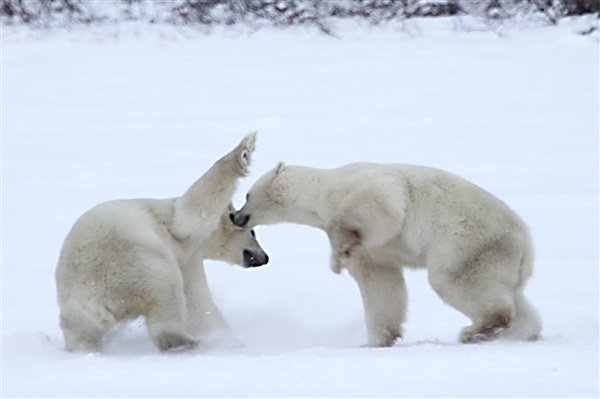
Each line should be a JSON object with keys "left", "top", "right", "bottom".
{"left": 274, "top": 161, "right": 286, "bottom": 175}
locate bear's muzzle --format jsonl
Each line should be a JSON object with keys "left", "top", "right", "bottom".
{"left": 243, "top": 249, "right": 268, "bottom": 268}
{"left": 230, "top": 211, "right": 250, "bottom": 227}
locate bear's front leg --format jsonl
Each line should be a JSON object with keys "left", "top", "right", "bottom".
{"left": 181, "top": 261, "right": 230, "bottom": 337}
{"left": 172, "top": 132, "right": 257, "bottom": 242}
{"left": 327, "top": 223, "right": 362, "bottom": 274}
{"left": 346, "top": 254, "right": 407, "bottom": 348}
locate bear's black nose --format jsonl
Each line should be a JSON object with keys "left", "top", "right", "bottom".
{"left": 243, "top": 250, "right": 268, "bottom": 268}
{"left": 231, "top": 211, "right": 250, "bottom": 227}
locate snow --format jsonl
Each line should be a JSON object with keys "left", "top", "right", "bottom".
{"left": 2, "top": 18, "right": 598, "bottom": 398}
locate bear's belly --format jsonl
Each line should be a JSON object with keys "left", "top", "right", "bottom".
{"left": 373, "top": 235, "right": 427, "bottom": 269}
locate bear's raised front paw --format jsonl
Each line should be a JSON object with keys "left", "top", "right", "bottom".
{"left": 330, "top": 244, "right": 354, "bottom": 274}
{"left": 341, "top": 244, "right": 352, "bottom": 257}
{"left": 331, "top": 256, "right": 347, "bottom": 274}
{"left": 237, "top": 132, "right": 257, "bottom": 173}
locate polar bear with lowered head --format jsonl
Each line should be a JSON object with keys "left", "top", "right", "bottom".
{"left": 231, "top": 161, "right": 542, "bottom": 347}
{"left": 56, "top": 133, "right": 268, "bottom": 353}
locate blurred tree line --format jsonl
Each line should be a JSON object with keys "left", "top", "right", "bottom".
{"left": 1, "top": 0, "right": 598, "bottom": 33}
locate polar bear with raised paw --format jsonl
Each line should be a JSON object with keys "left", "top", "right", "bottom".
{"left": 231, "top": 161, "right": 541, "bottom": 347}
{"left": 56, "top": 133, "right": 268, "bottom": 352}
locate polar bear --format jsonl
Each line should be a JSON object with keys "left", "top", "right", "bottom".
{"left": 231, "top": 162, "right": 542, "bottom": 347}
{"left": 55, "top": 133, "right": 269, "bottom": 352}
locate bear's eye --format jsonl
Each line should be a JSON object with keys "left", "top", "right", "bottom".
{"left": 250, "top": 230, "right": 256, "bottom": 238}
{"left": 246, "top": 193, "right": 250, "bottom": 201}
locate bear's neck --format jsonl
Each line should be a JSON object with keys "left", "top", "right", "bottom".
{"left": 283, "top": 166, "right": 341, "bottom": 230}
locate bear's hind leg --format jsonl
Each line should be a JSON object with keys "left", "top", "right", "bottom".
{"left": 497, "top": 289, "right": 542, "bottom": 342}
{"left": 59, "top": 305, "right": 116, "bottom": 352}
{"left": 154, "top": 331, "right": 199, "bottom": 352}
{"left": 143, "top": 275, "right": 199, "bottom": 352}
{"left": 458, "top": 309, "right": 513, "bottom": 343}
{"left": 146, "top": 307, "right": 199, "bottom": 352}
{"left": 428, "top": 241, "right": 522, "bottom": 344}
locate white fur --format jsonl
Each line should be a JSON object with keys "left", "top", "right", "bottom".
{"left": 234, "top": 162, "right": 542, "bottom": 347}
{"left": 55, "top": 133, "right": 266, "bottom": 352}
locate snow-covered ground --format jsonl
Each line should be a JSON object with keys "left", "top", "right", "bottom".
{"left": 2, "top": 18, "right": 598, "bottom": 398}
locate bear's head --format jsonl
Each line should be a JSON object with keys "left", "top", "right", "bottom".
{"left": 205, "top": 204, "right": 269, "bottom": 268}
{"left": 230, "top": 161, "right": 290, "bottom": 229}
